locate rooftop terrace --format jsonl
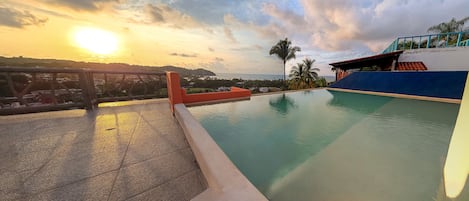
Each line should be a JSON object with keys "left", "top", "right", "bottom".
{"left": 0, "top": 99, "right": 206, "bottom": 201}
{"left": 382, "top": 31, "right": 469, "bottom": 53}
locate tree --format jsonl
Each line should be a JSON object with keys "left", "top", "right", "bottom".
{"left": 289, "top": 58, "right": 319, "bottom": 89}
{"left": 289, "top": 63, "right": 306, "bottom": 89}
{"left": 302, "top": 58, "right": 319, "bottom": 84}
{"left": 269, "top": 38, "right": 301, "bottom": 84}
{"left": 427, "top": 17, "right": 469, "bottom": 33}
{"left": 315, "top": 77, "right": 328, "bottom": 87}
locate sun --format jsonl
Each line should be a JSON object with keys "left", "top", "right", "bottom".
{"left": 73, "top": 27, "right": 118, "bottom": 55}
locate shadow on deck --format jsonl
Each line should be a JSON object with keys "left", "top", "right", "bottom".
{"left": 0, "top": 99, "right": 206, "bottom": 201}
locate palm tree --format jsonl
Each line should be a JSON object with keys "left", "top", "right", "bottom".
{"left": 289, "top": 63, "right": 306, "bottom": 89}
{"left": 289, "top": 58, "right": 319, "bottom": 89}
{"left": 427, "top": 17, "right": 469, "bottom": 33}
{"left": 269, "top": 38, "right": 301, "bottom": 84}
{"left": 302, "top": 58, "right": 319, "bottom": 84}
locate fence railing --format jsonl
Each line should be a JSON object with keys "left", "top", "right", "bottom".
{"left": 382, "top": 31, "right": 469, "bottom": 53}
{"left": 0, "top": 67, "right": 167, "bottom": 115}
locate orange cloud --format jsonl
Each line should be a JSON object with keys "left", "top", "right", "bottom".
{"left": 0, "top": 6, "right": 48, "bottom": 28}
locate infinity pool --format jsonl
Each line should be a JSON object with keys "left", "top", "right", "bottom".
{"left": 188, "top": 89, "right": 467, "bottom": 201}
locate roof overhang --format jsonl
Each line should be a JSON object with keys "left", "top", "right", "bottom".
{"left": 329, "top": 50, "right": 404, "bottom": 71}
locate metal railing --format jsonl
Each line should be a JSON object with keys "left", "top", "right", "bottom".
{"left": 0, "top": 67, "right": 167, "bottom": 115}
{"left": 382, "top": 31, "right": 469, "bottom": 53}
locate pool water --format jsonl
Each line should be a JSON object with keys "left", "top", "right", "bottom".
{"left": 188, "top": 89, "right": 468, "bottom": 201}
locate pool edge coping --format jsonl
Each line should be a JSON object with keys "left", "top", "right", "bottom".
{"left": 184, "top": 88, "right": 327, "bottom": 107}
{"left": 174, "top": 104, "right": 268, "bottom": 201}
{"left": 184, "top": 96, "right": 251, "bottom": 107}
{"left": 326, "top": 87, "right": 461, "bottom": 104}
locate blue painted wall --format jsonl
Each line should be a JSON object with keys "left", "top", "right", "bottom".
{"left": 330, "top": 71, "right": 468, "bottom": 99}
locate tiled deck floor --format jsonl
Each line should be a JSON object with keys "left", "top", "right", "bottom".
{"left": 0, "top": 100, "right": 207, "bottom": 201}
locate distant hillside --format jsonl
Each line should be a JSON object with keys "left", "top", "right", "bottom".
{"left": 0, "top": 56, "right": 215, "bottom": 77}
{"left": 157, "top": 66, "right": 216, "bottom": 77}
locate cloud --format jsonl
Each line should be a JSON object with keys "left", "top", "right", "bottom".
{"left": 4, "top": 0, "right": 468, "bottom": 76}
{"left": 157, "top": 0, "right": 269, "bottom": 25}
{"left": 0, "top": 6, "right": 48, "bottom": 28}
{"left": 253, "top": 44, "right": 263, "bottom": 50}
{"left": 298, "top": 0, "right": 469, "bottom": 52}
{"left": 45, "top": 0, "right": 120, "bottom": 11}
{"left": 5, "top": 1, "right": 76, "bottom": 20}
{"left": 146, "top": 4, "right": 164, "bottom": 22}
{"left": 224, "top": 26, "right": 237, "bottom": 43}
{"left": 224, "top": 13, "right": 285, "bottom": 41}
{"left": 261, "top": 3, "right": 306, "bottom": 29}
{"left": 169, "top": 52, "right": 198, "bottom": 57}
{"left": 198, "top": 59, "right": 227, "bottom": 73}
{"left": 144, "top": 3, "right": 202, "bottom": 28}
{"left": 222, "top": 0, "right": 469, "bottom": 54}
{"left": 230, "top": 44, "right": 264, "bottom": 51}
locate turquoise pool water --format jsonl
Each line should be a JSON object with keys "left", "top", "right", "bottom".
{"left": 188, "top": 89, "right": 468, "bottom": 201}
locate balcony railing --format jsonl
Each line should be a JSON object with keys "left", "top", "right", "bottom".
{"left": 0, "top": 67, "right": 167, "bottom": 115}
{"left": 382, "top": 31, "right": 469, "bottom": 53}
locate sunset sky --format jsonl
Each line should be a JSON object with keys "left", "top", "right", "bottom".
{"left": 1, "top": 0, "right": 468, "bottom": 76}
